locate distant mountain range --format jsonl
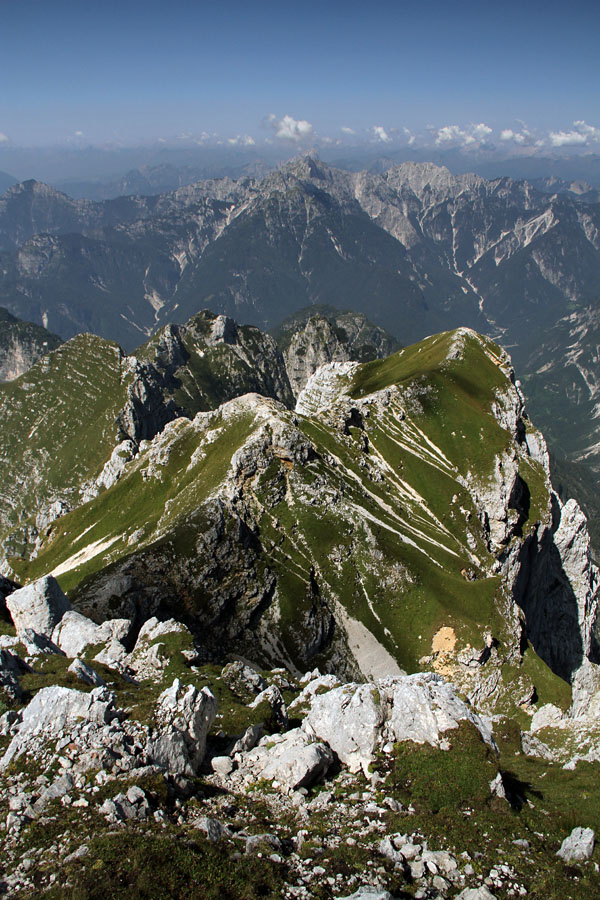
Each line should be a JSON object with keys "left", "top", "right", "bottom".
{"left": 1, "top": 158, "right": 600, "bottom": 489}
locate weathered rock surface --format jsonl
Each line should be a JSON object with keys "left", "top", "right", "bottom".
{"left": 556, "top": 826, "right": 595, "bottom": 863}
{"left": 1, "top": 685, "right": 117, "bottom": 768}
{"left": 274, "top": 308, "right": 400, "bottom": 396}
{"left": 304, "top": 674, "right": 494, "bottom": 774}
{"left": 147, "top": 678, "right": 218, "bottom": 776}
{"left": 52, "top": 609, "right": 130, "bottom": 659}
{"left": 237, "top": 728, "right": 334, "bottom": 791}
{"left": 6, "top": 576, "right": 70, "bottom": 638}
{"left": 68, "top": 658, "right": 105, "bottom": 687}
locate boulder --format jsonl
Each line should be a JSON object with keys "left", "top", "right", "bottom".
{"left": 68, "top": 658, "right": 105, "bottom": 687}
{"left": 0, "top": 647, "right": 29, "bottom": 701}
{"left": 337, "top": 888, "right": 394, "bottom": 900}
{"left": 6, "top": 576, "right": 70, "bottom": 638}
{"left": 1, "top": 685, "right": 117, "bottom": 768}
{"left": 127, "top": 617, "right": 191, "bottom": 679}
{"left": 221, "top": 660, "right": 267, "bottom": 697}
{"left": 303, "top": 682, "right": 384, "bottom": 774}
{"left": 557, "top": 826, "right": 595, "bottom": 863}
{"left": 304, "top": 673, "right": 494, "bottom": 775}
{"left": 230, "top": 723, "right": 263, "bottom": 755}
{"left": 383, "top": 673, "right": 495, "bottom": 748}
{"left": 241, "top": 727, "right": 333, "bottom": 791}
{"left": 288, "top": 673, "right": 340, "bottom": 710}
{"left": 52, "top": 610, "right": 130, "bottom": 658}
{"left": 249, "top": 684, "right": 288, "bottom": 725}
{"left": 455, "top": 889, "right": 497, "bottom": 900}
{"left": 146, "top": 678, "right": 218, "bottom": 776}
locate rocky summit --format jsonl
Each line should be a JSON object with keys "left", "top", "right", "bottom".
{"left": 0, "top": 317, "right": 599, "bottom": 898}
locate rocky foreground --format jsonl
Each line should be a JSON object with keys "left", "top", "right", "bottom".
{"left": 0, "top": 577, "right": 598, "bottom": 899}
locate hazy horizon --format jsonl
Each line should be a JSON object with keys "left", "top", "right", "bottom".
{"left": 2, "top": 0, "right": 598, "bottom": 155}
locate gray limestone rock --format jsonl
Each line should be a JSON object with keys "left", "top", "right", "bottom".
{"left": 196, "top": 816, "right": 231, "bottom": 842}
{"left": 383, "top": 673, "right": 495, "bottom": 749}
{"left": 249, "top": 684, "right": 288, "bottom": 726}
{"left": 221, "top": 660, "right": 267, "bottom": 697}
{"left": 240, "top": 727, "right": 333, "bottom": 791}
{"left": 1, "top": 685, "right": 117, "bottom": 768}
{"left": 68, "top": 658, "right": 105, "bottom": 687}
{"left": 455, "top": 888, "right": 497, "bottom": 900}
{"left": 6, "top": 576, "right": 70, "bottom": 638}
{"left": 146, "top": 678, "right": 218, "bottom": 776}
{"left": 211, "top": 755, "right": 234, "bottom": 776}
{"left": 337, "top": 888, "right": 394, "bottom": 900}
{"left": 230, "top": 723, "right": 263, "bottom": 755}
{"left": 304, "top": 673, "right": 494, "bottom": 775}
{"left": 556, "top": 826, "right": 595, "bottom": 863}
{"left": 0, "top": 647, "right": 29, "bottom": 701}
{"left": 303, "top": 681, "right": 384, "bottom": 774}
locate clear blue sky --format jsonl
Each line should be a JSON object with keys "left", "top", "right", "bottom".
{"left": 1, "top": 0, "right": 599, "bottom": 149}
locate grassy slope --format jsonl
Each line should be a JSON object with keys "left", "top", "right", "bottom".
{"left": 9, "top": 328, "right": 566, "bottom": 710}
{"left": 0, "top": 334, "right": 128, "bottom": 542}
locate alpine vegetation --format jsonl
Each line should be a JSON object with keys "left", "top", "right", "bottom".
{"left": 0, "top": 314, "right": 598, "bottom": 899}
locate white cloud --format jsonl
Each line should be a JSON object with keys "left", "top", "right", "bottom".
{"left": 435, "top": 122, "right": 493, "bottom": 147}
{"left": 268, "top": 113, "right": 314, "bottom": 142}
{"left": 341, "top": 126, "right": 356, "bottom": 135}
{"left": 371, "top": 125, "right": 391, "bottom": 143}
{"left": 548, "top": 121, "right": 600, "bottom": 147}
{"left": 549, "top": 129, "right": 588, "bottom": 147}
{"left": 471, "top": 122, "right": 492, "bottom": 141}
{"left": 573, "top": 120, "right": 600, "bottom": 141}
{"left": 74, "top": 130, "right": 84, "bottom": 137}
{"left": 500, "top": 128, "right": 529, "bottom": 145}
{"left": 227, "top": 134, "right": 256, "bottom": 146}
{"left": 0, "top": 132, "right": 10, "bottom": 144}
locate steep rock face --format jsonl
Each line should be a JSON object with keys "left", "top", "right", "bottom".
{"left": 273, "top": 306, "right": 400, "bottom": 396}
{"left": 13, "top": 328, "right": 598, "bottom": 715}
{"left": 0, "top": 311, "right": 293, "bottom": 567}
{"left": 0, "top": 307, "right": 62, "bottom": 381}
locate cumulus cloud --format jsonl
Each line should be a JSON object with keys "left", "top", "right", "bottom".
{"left": 267, "top": 113, "right": 314, "bottom": 142}
{"left": 574, "top": 120, "right": 600, "bottom": 141}
{"left": 549, "top": 129, "right": 588, "bottom": 147}
{"left": 371, "top": 125, "right": 391, "bottom": 143}
{"left": 435, "top": 122, "right": 493, "bottom": 147}
{"left": 341, "top": 125, "right": 356, "bottom": 135}
{"left": 470, "top": 122, "right": 492, "bottom": 141}
{"left": 548, "top": 120, "right": 600, "bottom": 147}
{"left": 0, "top": 132, "right": 10, "bottom": 144}
{"left": 227, "top": 134, "right": 256, "bottom": 146}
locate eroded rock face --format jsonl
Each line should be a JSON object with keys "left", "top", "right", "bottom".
{"left": 238, "top": 728, "right": 334, "bottom": 791}
{"left": 278, "top": 310, "right": 400, "bottom": 397}
{"left": 303, "top": 673, "right": 494, "bottom": 775}
{"left": 1, "top": 685, "right": 117, "bottom": 769}
{"left": 6, "top": 576, "right": 70, "bottom": 638}
{"left": 147, "top": 678, "right": 218, "bottom": 776}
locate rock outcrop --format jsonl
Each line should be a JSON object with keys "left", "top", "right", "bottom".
{"left": 6, "top": 576, "right": 70, "bottom": 638}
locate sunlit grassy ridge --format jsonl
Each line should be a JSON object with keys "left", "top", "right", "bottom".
{"left": 6, "top": 327, "right": 564, "bottom": 709}
{"left": 0, "top": 334, "right": 129, "bottom": 540}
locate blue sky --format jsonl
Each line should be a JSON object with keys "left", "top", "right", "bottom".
{"left": 1, "top": 0, "right": 599, "bottom": 151}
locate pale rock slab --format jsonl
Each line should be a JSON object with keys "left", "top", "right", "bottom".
{"left": 68, "top": 658, "right": 105, "bottom": 687}
{"left": 382, "top": 672, "right": 495, "bottom": 749}
{"left": 1, "top": 685, "right": 117, "bottom": 768}
{"left": 557, "top": 826, "right": 595, "bottom": 863}
{"left": 52, "top": 610, "right": 130, "bottom": 658}
{"left": 303, "top": 682, "right": 384, "bottom": 774}
{"left": 146, "top": 678, "right": 218, "bottom": 776}
{"left": 304, "top": 673, "right": 494, "bottom": 775}
{"left": 6, "top": 576, "right": 70, "bottom": 638}
{"left": 240, "top": 727, "right": 333, "bottom": 791}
